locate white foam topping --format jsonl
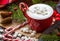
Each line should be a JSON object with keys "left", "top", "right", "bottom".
{"left": 26, "top": 4, "right": 53, "bottom": 20}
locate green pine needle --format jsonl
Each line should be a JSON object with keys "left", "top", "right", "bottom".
{"left": 8, "top": 3, "right": 25, "bottom": 23}
{"left": 40, "top": 34, "right": 59, "bottom": 41}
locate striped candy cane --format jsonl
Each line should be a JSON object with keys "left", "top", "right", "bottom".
{"left": 3, "top": 21, "right": 28, "bottom": 41}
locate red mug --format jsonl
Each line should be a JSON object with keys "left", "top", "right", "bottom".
{"left": 19, "top": 2, "right": 54, "bottom": 32}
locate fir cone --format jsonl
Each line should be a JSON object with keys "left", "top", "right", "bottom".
{"left": 1, "top": 17, "right": 12, "bottom": 24}
{"left": 1, "top": 11, "right": 12, "bottom": 18}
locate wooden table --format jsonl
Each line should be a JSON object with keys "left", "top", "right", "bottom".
{"left": 0, "top": 11, "right": 41, "bottom": 39}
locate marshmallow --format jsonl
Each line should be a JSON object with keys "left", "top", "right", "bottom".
{"left": 25, "top": 28, "right": 29, "bottom": 30}
{"left": 13, "top": 32, "right": 18, "bottom": 38}
{"left": 29, "top": 30, "right": 32, "bottom": 33}
{"left": 21, "top": 36, "right": 25, "bottom": 40}
{"left": 22, "top": 28, "right": 29, "bottom": 33}
{"left": 20, "top": 28, "right": 23, "bottom": 31}
{"left": 16, "top": 37, "right": 21, "bottom": 41}
{"left": 24, "top": 36, "right": 28, "bottom": 40}
{"left": 0, "top": 29, "right": 4, "bottom": 32}
{"left": 0, "top": 34, "right": 4, "bottom": 39}
{"left": 18, "top": 34, "right": 22, "bottom": 37}
{"left": 30, "top": 38, "right": 35, "bottom": 41}
{"left": 31, "top": 33, "right": 35, "bottom": 36}
{"left": 32, "top": 31, "right": 36, "bottom": 34}
{"left": 25, "top": 30, "right": 29, "bottom": 33}
{"left": 35, "top": 39, "right": 38, "bottom": 41}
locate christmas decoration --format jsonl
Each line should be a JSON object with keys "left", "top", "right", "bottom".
{"left": 0, "top": 0, "right": 60, "bottom": 41}
{"left": 0, "top": 0, "right": 8, "bottom": 5}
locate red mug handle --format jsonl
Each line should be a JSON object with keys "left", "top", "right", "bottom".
{"left": 53, "top": 10, "right": 60, "bottom": 21}
{"left": 19, "top": 2, "right": 28, "bottom": 13}
{"left": 55, "top": 14, "right": 60, "bottom": 21}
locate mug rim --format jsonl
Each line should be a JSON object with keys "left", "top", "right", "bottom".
{"left": 26, "top": 4, "right": 53, "bottom": 20}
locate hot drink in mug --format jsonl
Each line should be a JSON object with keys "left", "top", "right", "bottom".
{"left": 19, "top": 3, "right": 54, "bottom": 32}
